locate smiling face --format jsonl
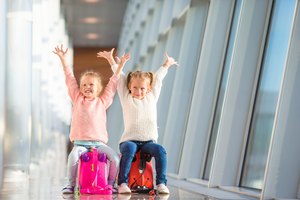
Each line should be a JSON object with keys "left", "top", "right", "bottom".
{"left": 80, "top": 74, "right": 102, "bottom": 100}
{"left": 128, "top": 77, "right": 151, "bottom": 100}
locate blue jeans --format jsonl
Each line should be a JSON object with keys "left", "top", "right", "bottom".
{"left": 118, "top": 140, "right": 167, "bottom": 186}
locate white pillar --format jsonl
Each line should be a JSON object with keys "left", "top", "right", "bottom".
{"left": 0, "top": 0, "right": 7, "bottom": 190}
{"left": 4, "top": 0, "right": 32, "bottom": 175}
{"left": 31, "top": 0, "right": 43, "bottom": 166}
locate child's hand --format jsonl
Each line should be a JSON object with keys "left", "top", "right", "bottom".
{"left": 118, "top": 53, "right": 131, "bottom": 68}
{"left": 115, "top": 53, "right": 130, "bottom": 76}
{"left": 97, "top": 48, "right": 115, "bottom": 65}
{"left": 162, "top": 52, "right": 179, "bottom": 68}
{"left": 53, "top": 44, "right": 68, "bottom": 59}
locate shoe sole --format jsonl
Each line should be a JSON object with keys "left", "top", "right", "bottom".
{"left": 62, "top": 192, "right": 74, "bottom": 195}
{"left": 158, "top": 191, "right": 170, "bottom": 194}
{"left": 118, "top": 191, "right": 132, "bottom": 194}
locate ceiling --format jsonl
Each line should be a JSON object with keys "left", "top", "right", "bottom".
{"left": 61, "top": 0, "right": 128, "bottom": 47}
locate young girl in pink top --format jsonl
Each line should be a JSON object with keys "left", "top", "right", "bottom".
{"left": 53, "top": 45, "right": 130, "bottom": 194}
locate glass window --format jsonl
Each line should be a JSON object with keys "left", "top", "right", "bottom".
{"left": 202, "top": 0, "right": 242, "bottom": 180}
{"left": 240, "top": 0, "right": 296, "bottom": 190}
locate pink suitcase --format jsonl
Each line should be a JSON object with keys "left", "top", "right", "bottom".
{"left": 76, "top": 147, "right": 112, "bottom": 195}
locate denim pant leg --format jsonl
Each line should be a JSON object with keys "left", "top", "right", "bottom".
{"left": 118, "top": 141, "right": 138, "bottom": 185}
{"left": 141, "top": 142, "right": 167, "bottom": 185}
{"left": 96, "top": 143, "right": 120, "bottom": 186}
{"left": 67, "top": 146, "right": 88, "bottom": 186}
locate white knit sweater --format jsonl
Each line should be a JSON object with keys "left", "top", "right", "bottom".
{"left": 112, "top": 65, "right": 168, "bottom": 143}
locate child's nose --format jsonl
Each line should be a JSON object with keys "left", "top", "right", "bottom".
{"left": 134, "top": 90, "right": 141, "bottom": 95}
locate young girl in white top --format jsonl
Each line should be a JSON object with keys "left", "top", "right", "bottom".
{"left": 97, "top": 49, "right": 178, "bottom": 194}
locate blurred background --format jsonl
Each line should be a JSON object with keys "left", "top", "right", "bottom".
{"left": 0, "top": 0, "right": 300, "bottom": 200}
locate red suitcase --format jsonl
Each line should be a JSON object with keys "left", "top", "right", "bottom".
{"left": 128, "top": 151, "right": 154, "bottom": 193}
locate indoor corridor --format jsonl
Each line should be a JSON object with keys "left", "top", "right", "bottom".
{"left": 1, "top": 0, "right": 300, "bottom": 200}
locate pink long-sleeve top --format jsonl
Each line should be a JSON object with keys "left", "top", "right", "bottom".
{"left": 64, "top": 66, "right": 118, "bottom": 144}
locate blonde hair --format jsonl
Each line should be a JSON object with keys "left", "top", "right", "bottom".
{"left": 126, "top": 71, "right": 155, "bottom": 91}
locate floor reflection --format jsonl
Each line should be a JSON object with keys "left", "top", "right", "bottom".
{"left": 0, "top": 175, "right": 213, "bottom": 200}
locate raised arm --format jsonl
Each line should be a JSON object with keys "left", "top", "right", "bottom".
{"left": 96, "top": 48, "right": 117, "bottom": 66}
{"left": 53, "top": 44, "right": 79, "bottom": 102}
{"left": 152, "top": 52, "right": 178, "bottom": 99}
{"left": 53, "top": 44, "right": 69, "bottom": 70}
{"left": 97, "top": 48, "right": 130, "bottom": 76}
{"left": 162, "top": 52, "right": 179, "bottom": 69}
{"left": 114, "top": 53, "right": 130, "bottom": 76}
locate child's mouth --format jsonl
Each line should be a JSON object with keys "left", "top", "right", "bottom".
{"left": 85, "top": 89, "right": 93, "bottom": 94}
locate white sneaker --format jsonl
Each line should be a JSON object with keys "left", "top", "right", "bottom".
{"left": 156, "top": 184, "right": 170, "bottom": 194}
{"left": 118, "top": 183, "right": 131, "bottom": 194}
{"left": 61, "top": 185, "right": 74, "bottom": 194}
